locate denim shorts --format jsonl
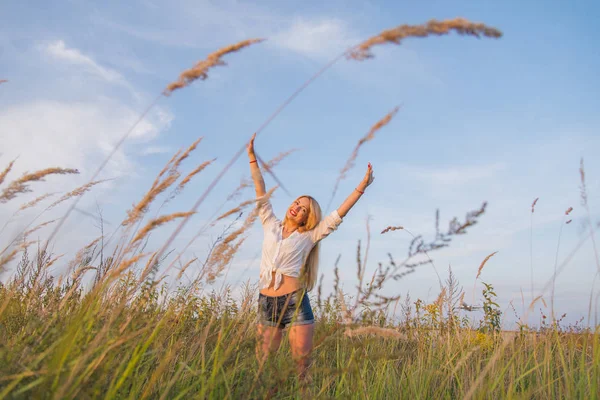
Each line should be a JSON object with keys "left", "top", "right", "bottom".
{"left": 258, "top": 290, "right": 315, "bottom": 329}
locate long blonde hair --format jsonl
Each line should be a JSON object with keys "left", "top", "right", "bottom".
{"left": 283, "top": 195, "right": 322, "bottom": 291}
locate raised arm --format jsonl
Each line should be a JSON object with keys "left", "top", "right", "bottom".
{"left": 337, "top": 163, "right": 374, "bottom": 218}
{"left": 247, "top": 133, "right": 266, "bottom": 197}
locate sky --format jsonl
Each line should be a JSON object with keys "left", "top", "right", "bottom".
{"left": 1, "top": 0, "right": 599, "bottom": 329}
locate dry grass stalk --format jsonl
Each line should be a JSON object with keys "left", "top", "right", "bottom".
{"left": 172, "top": 138, "right": 202, "bottom": 173}
{"left": 206, "top": 187, "right": 276, "bottom": 281}
{"left": 24, "top": 219, "right": 58, "bottom": 238}
{"left": 260, "top": 148, "right": 299, "bottom": 173}
{"left": 476, "top": 251, "right": 498, "bottom": 279}
{"left": 123, "top": 172, "right": 180, "bottom": 226}
{"left": 45, "top": 254, "right": 65, "bottom": 270}
{"left": 338, "top": 290, "right": 353, "bottom": 324}
{"left": 531, "top": 197, "right": 539, "bottom": 213}
{"left": 0, "top": 248, "right": 19, "bottom": 271}
{"left": 176, "top": 257, "right": 198, "bottom": 280}
{"left": 529, "top": 295, "right": 544, "bottom": 311}
{"left": 0, "top": 167, "right": 79, "bottom": 203}
{"left": 381, "top": 225, "right": 404, "bottom": 234}
{"left": 348, "top": 18, "right": 502, "bottom": 60}
{"left": 0, "top": 79, "right": 7, "bottom": 84}
{"left": 344, "top": 326, "right": 406, "bottom": 339}
{"left": 329, "top": 107, "right": 399, "bottom": 205}
{"left": 435, "top": 287, "right": 447, "bottom": 310}
{"left": 110, "top": 253, "right": 149, "bottom": 278}
{"left": 131, "top": 212, "right": 195, "bottom": 245}
{"left": 18, "top": 193, "right": 56, "bottom": 212}
{"left": 215, "top": 199, "right": 254, "bottom": 222}
{"left": 164, "top": 39, "right": 265, "bottom": 95}
{"left": 565, "top": 207, "right": 573, "bottom": 216}
{"left": 49, "top": 180, "right": 107, "bottom": 209}
{"left": 0, "top": 159, "right": 16, "bottom": 186}
{"left": 176, "top": 159, "right": 215, "bottom": 193}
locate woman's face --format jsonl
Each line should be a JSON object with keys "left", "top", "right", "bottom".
{"left": 287, "top": 197, "right": 311, "bottom": 226}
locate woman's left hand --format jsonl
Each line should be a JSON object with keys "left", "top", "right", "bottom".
{"left": 358, "top": 162, "right": 374, "bottom": 191}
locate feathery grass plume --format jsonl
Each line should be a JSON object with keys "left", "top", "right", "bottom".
{"left": 381, "top": 225, "right": 404, "bottom": 234}
{"left": 0, "top": 159, "right": 16, "bottom": 186}
{"left": 328, "top": 107, "right": 399, "bottom": 208}
{"left": 172, "top": 137, "right": 202, "bottom": 173}
{"left": 565, "top": 206, "right": 573, "bottom": 216}
{"left": 344, "top": 326, "right": 406, "bottom": 339}
{"left": 435, "top": 287, "right": 447, "bottom": 309}
{"left": 0, "top": 79, "right": 7, "bottom": 84}
{"left": 0, "top": 167, "right": 79, "bottom": 203}
{"left": 44, "top": 254, "right": 64, "bottom": 270}
{"left": 215, "top": 199, "right": 254, "bottom": 222}
{"left": 175, "top": 159, "right": 215, "bottom": 194}
{"left": 176, "top": 257, "right": 198, "bottom": 280}
{"left": 48, "top": 180, "right": 107, "bottom": 209}
{"left": 348, "top": 18, "right": 502, "bottom": 60}
{"left": 109, "top": 253, "right": 149, "bottom": 278}
{"left": 18, "top": 193, "right": 56, "bottom": 212}
{"left": 476, "top": 251, "right": 498, "bottom": 279}
{"left": 131, "top": 212, "right": 195, "bottom": 245}
{"left": 262, "top": 149, "right": 299, "bottom": 172}
{"left": 123, "top": 172, "right": 180, "bottom": 226}
{"left": 0, "top": 248, "right": 19, "bottom": 271}
{"left": 164, "top": 39, "right": 265, "bottom": 95}
{"left": 531, "top": 197, "right": 539, "bottom": 213}
{"left": 205, "top": 187, "right": 276, "bottom": 281}
{"left": 24, "top": 219, "right": 58, "bottom": 238}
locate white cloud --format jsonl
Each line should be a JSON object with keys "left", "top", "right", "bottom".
{"left": 0, "top": 99, "right": 169, "bottom": 179}
{"left": 271, "top": 18, "right": 357, "bottom": 58}
{"left": 43, "top": 40, "right": 124, "bottom": 84}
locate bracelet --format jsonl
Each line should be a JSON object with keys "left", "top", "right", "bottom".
{"left": 249, "top": 160, "right": 257, "bottom": 164}
{"left": 355, "top": 188, "right": 364, "bottom": 195}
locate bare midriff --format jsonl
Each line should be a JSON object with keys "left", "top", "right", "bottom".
{"left": 259, "top": 272, "right": 303, "bottom": 297}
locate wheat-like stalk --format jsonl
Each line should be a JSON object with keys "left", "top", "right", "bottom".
{"left": 164, "top": 39, "right": 265, "bottom": 95}
{"left": 24, "top": 219, "right": 58, "bottom": 238}
{"left": 349, "top": 18, "right": 502, "bottom": 60}
{"left": 175, "top": 159, "right": 215, "bottom": 193}
{"left": 131, "top": 212, "right": 195, "bottom": 245}
{"left": 531, "top": 197, "right": 539, "bottom": 213}
{"left": 176, "top": 257, "right": 198, "bottom": 280}
{"left": 0, "top": 79, "right": 7, "bottom": 85}
{"left": 49, "top": 180, "right": 107, "bottom": 209}
{"left": 123, "top": 173, "right": 180, "bottom": 226}
{"left": 172, "top": 138, "right": 202, "bottom": 172}
{"left": 0, "top": 168, "right": 79, "bottom": 203}
{"left": 565, "top": 207, "right": 573, "bottom": 215}
{"left": 0, "top": 159, "right": 16, "bottom": 186}
{"left": 18, "top": 193, "right": 56, "bottom": 212}
{"left": 215, "top": 199, "right": 255, "bottom": 222}
{"left": 476, "top": 251, "right": 498, "bottom": 279}
{"left": 381, "top": 225, "right": 404, "bottom": 234}
{"left": 328, "top": 107, "right": 399, "bottom": 209}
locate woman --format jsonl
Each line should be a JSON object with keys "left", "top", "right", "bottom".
{"left": 247, "top": 133, "right": 374, "bottom": 377}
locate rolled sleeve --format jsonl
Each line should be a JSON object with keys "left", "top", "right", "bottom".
{"left": 310, "top": 210, "right": 343, "bottom": 243}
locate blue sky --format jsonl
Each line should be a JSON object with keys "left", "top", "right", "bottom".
{"left": 1, "top": 0, "right": 599, "bottom": 328}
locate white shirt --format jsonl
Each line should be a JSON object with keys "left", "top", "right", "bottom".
{"left": 256, "top": 195, "right": 343, "bottom": 290}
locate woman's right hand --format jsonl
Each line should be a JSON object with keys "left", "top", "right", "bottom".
{"left": 247, "top": 133, "right": 256, "bottom": 159}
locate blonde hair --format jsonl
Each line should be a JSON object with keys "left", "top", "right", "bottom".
{"left": 283, "top": 195, "right": 322, "bottom": 291}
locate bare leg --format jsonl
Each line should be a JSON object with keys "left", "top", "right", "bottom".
{"left": 288, "top": 323, "right": 314, "bottom": 381}
{"left": 256, "top": 324, "right": 283, "bottom": 365}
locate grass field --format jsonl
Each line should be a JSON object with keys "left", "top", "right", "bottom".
{"left": 1, "top": 17, "right": 599, "bottom": 400}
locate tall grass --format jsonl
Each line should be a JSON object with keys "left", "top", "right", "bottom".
{"left": 1, "top": 17, "right": 598, "bottom": 400}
